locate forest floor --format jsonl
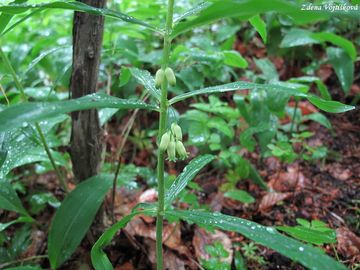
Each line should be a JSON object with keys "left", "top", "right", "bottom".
{"left": 3, "top": 39, "right": 360, "bottom": 270}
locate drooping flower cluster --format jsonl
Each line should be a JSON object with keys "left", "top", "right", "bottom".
{"left": 159, "top": 123, "right": 188, "bottom": 161}
{"left": 155, "top": 67, "right": 176, "bottom": 87}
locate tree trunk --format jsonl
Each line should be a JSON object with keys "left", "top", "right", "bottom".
{"left": 70, "top": 0, "right": 106, "bottom": 182}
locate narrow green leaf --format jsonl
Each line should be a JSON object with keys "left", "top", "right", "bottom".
{"left": 327, "top": 47, "right": 354, "bottom": 95}
{"left": 249, "top": 14, "right": 267, "bottom": 43}
{"left": 0, "top": 1, "right": 158, "bottom": 31}
{"left": 0, "top": 216, "right": 33, "bottom": 232}
{"left": 0, "top": 0, "right": 28, "bottom": 34}
{"left": 308, "top": 96, "right": 354, "bottom": 113}
{"left": 169, "top": 81, "right": 304, "bottom": 105}
{"left": 91, "top": 205, "right": 156, "bottom": 270}
{"left": 224, "top": 189, "right": 255, "bottom": 203}
{"left": 129, "top": 68, "right": 161, "bottom": 101}
{"left": 174, "top": 2, "right": 211, "bottom": 24}
{"left": 170, "top": 0, "right": 359, "bottom": 38}
{"left": 91, "top": 213, "right": 138, "bottom": 270}
{"left": 222, "top": 50, "right": 248, "bottom": 68}
{"left": 165, "top": 155, "right": 215, "bottom": 206}
{"left": 0, "top": 93, "right": 157, "bottom": 133}
{"left": 167, "top": 210, "right": 347, "bottom": 270}
{"left": 0, "top": 9, "right": 40, "bottom": 37}
{"left": 248, "top": 164, "right": 268, "bottom": 190}
{"left": 277, "top": 225, "right": 336, "bottom": 245}
{"left": 48, "top": 174, "right": 113, "bottom": 269}
{"left": 169, "top": 81, "right": 354, "bottom": 114}
{"left": 304, "top": 113, "right": 332, "bottom": 129}
{"left": 0, "top": 181, "right": 30, "bottom": 216}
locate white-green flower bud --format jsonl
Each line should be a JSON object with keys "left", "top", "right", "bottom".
{"left": 167, "top": 140, "right": 176, "bottom": 161}
{"left": 171, "top": 123, "right": 182, "bottom": 141}
{"left": 175, "top": 140, "right": 188, "bottom": 159}
{"left": 155, "top": 69, "right": 165, "bottom": 88}
{"left": 159, "top": 131, "right": 170, "bottom": 151}
{"left": 165, "top": 67, "right": 176, "bottom": 86}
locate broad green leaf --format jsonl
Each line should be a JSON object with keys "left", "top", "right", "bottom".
{"left": 91, "top": 205, "right": 156, "bottom": 270}
{"left": 0, "top": 181, "right": 30, "bottom": 216}
{"left": 165, "top": 155, "right": 215, "bottom": 206}
{"left": 308, "top": 96, "right": 354, "bottom": 113}
{"left": 0, "top": 93, "right": 157, "bottom": 133}
{"left": 224, "top": 189, "right": 255, "bottom": 203}
{"left": 281, "top": 28, "right": 357, "bottom": 61}
{"left": 48, "top": 174, "right": 113, "bottom": 269}
{"left": 314, "top": 32, "right": 356, "bottom": 61}
{"left": 0, "top": 1, "right": 158, "bottom": 31}
{"left": 277, "top": 225, "right": 336, "bottom": 245}
{"left": 254, "top": 58, "right": 278, "bottom": 81}
{"left": 129, "top": 67, "right": 161, "bottom": 101}
{"left": 327, "top": 47, "right": 354, "bottom": 95}
{"left": 0, "top": 216, "right": 33, "bottom": 232}
{"left": 170, "top": 0, "right": 359, "bottom": 38}
{"left": 169, "top": 81, "right": 354, "bottom": 113}
{"left": 222, "top": 50, "right": 248, "bottom": 68}
{"left": 208, "top": 117, "right": 234, "bottom": 138}
{"left": 280, "top": 28, "right": 320, "bottom": 47}
{"left": 0, "top": 115, "right": 68, "bottom": 178}
{"left": 166, "top": 210, "right": 347, "bottom": 270}
{"left": 0, "top": 132, "right": 7, "bottom": 168}
{"left": 249, "top": 14, "right": 267, "bottom": 43}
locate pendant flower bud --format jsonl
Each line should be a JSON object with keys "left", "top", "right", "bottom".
{"left": 175, "top": 141, "right": 188, "bottom": 159}
{"left": 165, "top": 67, "right": 176, "bottom": 86}
{"left": 167, "top": 140, "right": 176, "bottom": 161}
{"left": 155, "top": 69, "right": 165, "bottom": 88}
{"left": 171, "top": 123, "right": 182, "bottom": 141}
{"left": 159, "top": 131, "right": 170, "bottom": 151}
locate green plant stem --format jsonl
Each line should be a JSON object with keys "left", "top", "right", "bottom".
{"left": 0, "top": 46, "right": 67, "bottom": 192}
{"left": 156, "top": 1, "right": 175, "bottom": 269}
{"left": 290, "top": 98, "right": 299, "bottom": 134}
{"left": 0, "top": 254, "right": 48, "bottom": 269}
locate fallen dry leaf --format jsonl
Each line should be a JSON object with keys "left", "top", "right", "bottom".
{"left": 144, "top": 238, "right": 187, "bottom": 270}
{"left": 259, "top": 192, "right": 292, "bottom": 212}
{"left": 125, "top": 216, "right": 190, "bottom": 256}
{"left": 336, "top": 227, "right": 360, "bottom": 261}
{"left": 268, "top": 165, "right": 307, "bottom": 192}
{"left": 326, "top": 163, "right": 353, "bottom": 181}
{"left": 192, "top": 227, "right": 233, "bottom": 265}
